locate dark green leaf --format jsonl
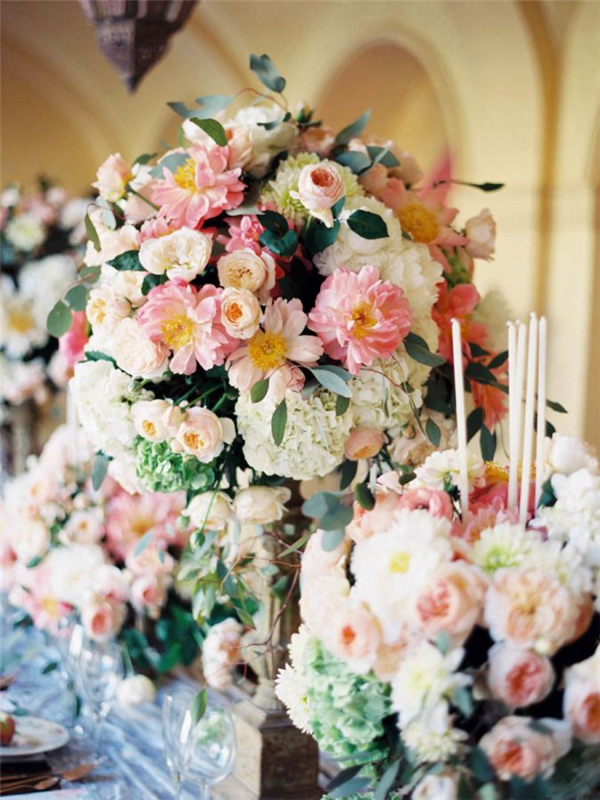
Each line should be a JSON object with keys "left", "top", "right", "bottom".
{"left": 303, "top": 218, "right": 340, "bottom": 254}
{"left": 189, "top": 117, "right": 227, "bottom": 147}
{"left": 259, "top": 210, "right": 289, "bottom": 235}
{"left": 84, "top": 350, "right": 116, "bottom": 365}
{"left": 354, "top": 483, "right": 375, "bottom": 510}
{"left": 309, "top": 367, "right": 352, "bottom": 397}
{"left": 480, "top": 425, "right": 497, "bottom": 461}
{"left": 332, "top": 196, "right": 345, "bottom": 218}
{"left": 26, "top": 555, "right": 43, "bottom": 569}
{"left": 470, "top": 342, "right": 490, "bottom": 358}
{"left": 509, "top": 776, "right": 551, "bottom": 799}
{"left": 329, "top": 777, "right": 371, "bottom": 798}
{"left": 546, "top": 399, "right": 567, "bottom": 413}
{"left": 340, "top": 459, "right": 358, "bottom": 490}
{"left": 336, "top": 394, "right": 351, "bottom": 416}
{"left": 190, "top": 688, "right": 207, "bottom": 725}
{"left": 85, "top": 212, "right": 101, "bottom": 251}
{"left": 426, "top": 418, "right": 441, "bottom": 447}
{"left": 142, "top": 273, "right": 167, "bottom": 296}
{"left": 335, "top": 151, "right": 371, "bottom": 174}
{"left": 326, "top": 764, "right": 365, "bottom": 793}
{"left": 478, "top": 784, "right": 499, "bottom": 800}
{"left": 347, "top": 209, "right": 388, "bottom": 240}
{"left": 271, "top": 399, "right": 287, "bottom": 445}
{"left": 374, "top": 759, "right": 400, "bottom": 800}
{"left": 46, "top": 300, "right": 72, "bottom": 337}
{"left": 107, "top": 249, "right": 143, "bottom": 271}
{"left": 92, "top": 452, "right": 111, "bottom": 491}
{"left": 467, "top": 407, "right": 485, "bottom": 441}
{"left": 249, "top": 53, "right": 286, "bottom": 93}
{"left": 529, "top": 720, "right": 553, "bottom": 735}
{"left": 458, "top": 775, "right": 472, "bottom": 800}
{"left": 470, "top": 746, "right": 495, "bottom": 783}
{"left": 465, "top": 362, "right": 497, "bottom": 385}
{"left": 404, "top": 332, "right": 446, "bottom": 367}
{"left": 334, "top": 110, "right": 371, "bottom": 146}
{"left": 65, "top": 284, "right": 88, "bottom": 311}
{"left": 42, "top": 661, "right": 59, "bottom": 675}
{"left": 367, "top": 146, "right": 400, "bottom": 168}
{"left": 259, "top": 228, "right": 298, "bottom": 258}
{"left": 251, "top": 378, "right": 270, "bottom": 403}
{"left": 488, "top": 350, "right": 508, "bottom": 369}
{"left": 134, "top": 152, "right": 157, "bottom": 165}
{"left": 320, "top": 502, "right": 354, "bottom": 531}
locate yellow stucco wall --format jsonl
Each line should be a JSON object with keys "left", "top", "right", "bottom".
{"left": 1, "top": 0, "right": 598, "bottom": 446}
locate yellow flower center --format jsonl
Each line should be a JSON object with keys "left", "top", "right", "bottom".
{"left": 247, "top": 330, "right": 287, "bottom": 371}
{"left": 398, "top": 201, "right": 440, "bottom": 244}
{"left": 173, "top": 158, "right": 197, "bottom": 192}
{"left": 349, "top": 301, "right": 377, "bottom": 340}
{"left": 161, "top": 313, "right": 194, "bottom": 350}
{"left": 389, "top": 551, "right": 410, "bottom": 573}
{"left": 183, "top": 431, "right": 203, "bottom": 451}
{"left": 8, "top": 306, "right": 35, "bottom": 333}
{"left": 89, "top": 297, "right": 107, "bottom": 325}
{"left": 142, "top": 420, "right": 157, "bottom": 438}
{"left": 485, "top": 462, "right": 509, "bottom": 483}
{"left": 130, "top": 513, "right": 157, "bottom": 538}
{"left": 42, "top": 596, "right": 60, "bottom": 618}
{"left": 225, "top": 302, "right": 244, "bottom": 323}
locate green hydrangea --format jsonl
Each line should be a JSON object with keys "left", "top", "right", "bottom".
{"left": 260, "top": 153, "right": 364, "bottom": 226}
{"left": 303, "top": 637, "right": 392, "bottom": 763}
{"left": 134, "top": 438, "right": 216, "bottom": 494}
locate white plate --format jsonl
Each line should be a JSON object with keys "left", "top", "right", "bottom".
{"left": 0, "top": 716, "right": 70, "bottom": 759}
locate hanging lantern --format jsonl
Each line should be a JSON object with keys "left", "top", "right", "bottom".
{"left": 80, "top": 1, "right": 198, "bottom": 92}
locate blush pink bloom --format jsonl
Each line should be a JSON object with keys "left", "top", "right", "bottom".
{"left": 151, "top": 145, "right": 245, "bottom": 229}
{"left": 82, "top": 600, "right": 120, "bottom": 641}
{"left": 323, "top": 600, "right": 382, "bottom": 674}
{"left": 139, "top": 215, "right": 173, "bottom": 242}
{"left": 58, "top": 311, "right": 88, "bottom": 367}
{"left": 227, "top": 297, "right": 323, "bottom": 401}
{"left": 346, "top": 489, "right": 402, "bottom": 543}
{"left": 480, "top": 716, "right": 571, "bottom": 781}
{"left": 105, "top": 490, "right": 187, "bottom": 561}
{"left": 223, "top": 215, "right": 264, "bottom": 255}
{"left": 344, "top": 426, "right": 384, "bottom": 461}
{"left": 308, "top": 266, "right": 412, "bottom": 374}
{"left": 563, "top": 647, "right": 600, "bottom": 744}
{"left": 137, "top": 280, "right": 237, "bottom": 375}
{"left": 456, "top": 497, "right": 516, "bottom": 546}
{"left": 487, "top": 644, "right": 555, "bottom": 708}
{"left": 397, "top": 487, "right": 454, "bottom": 520}
{"left": 130, "top": 573, "right": 168, "bottom": 618}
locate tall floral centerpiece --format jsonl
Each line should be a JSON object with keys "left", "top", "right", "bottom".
{"left": 0, "top": 182, "right": 89, "bottom": 474}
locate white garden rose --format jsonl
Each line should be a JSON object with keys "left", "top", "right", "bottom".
{"left": 232, "top": 486, "right": 292, "bottom": 525}
{"left": 173, "top": 407, "right": 236, "bottom": 462}
{"left": 186, "top": 491, "right": 232, "bottom": 531}
{"left": 86, "top": 285, "right": 131, "bottom": 333}
{"left": 112, "top": 318, "right": 170, "bottom": 380}
{"left": 84, "top": 222, "right": 140, "bottom": 268}
{"left": 139, "top": 228, "right": 212, "bottom": 283}
{"left": 290, "top": 162, "right": 345, "bottom": 227}
{"left": 220, "top": 287, "right": 261, "bottom": 339}
{"left": 217, "top": 248, "right": 276, "bottom": 302}
{"left": 132, "top": 399, "right": 184, "bottom": 443}
{"left": 47, "top": 543, "right": 106, "bottom": 606}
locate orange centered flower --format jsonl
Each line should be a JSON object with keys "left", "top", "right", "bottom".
{"left": 247, "top": 330, "right": 287, "bottom": 371}
{"left": 349, "top": 301, "right": 377, "bottom": 340}
{"left": 312, "top": 167, "right": 336, "bottom": 188}
{"left": 183, "top": 431, "right": 203, "bottom": 451}
{"left": 161, "top": 314, "right": 195, "bottom": 350}
{"left": 142, "top": 420, "right": 157, "bottom": 438}
{"left": 8, "top": 306, "right": 35, "bottom": 333}
{"left": 341, "top": 626, "right": 357, "bottom": 647}
{"left": 398, "top": 201, "right": 440, "bottom": 243}
{"left": 225, "top": 302, "right": 244, "bottom": 323}
{"left": 173, "top": 158, "right": 197, "bottom": 192}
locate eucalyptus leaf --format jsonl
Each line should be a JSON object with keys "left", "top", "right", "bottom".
{"left": 189, "top": 117, "right": 228, "bottom": 147}
{"left": 249, "top": 53, "right": 286, "bottom": 93}
{"left": 354, "top": 483, "right": 375, "bottom": 510}
{"left": 320, "top": 501, "right": 354, "bottom": 531}
{"left": 251, "top": 378, "right": 270, "bottom": 403}
{"left": 335, "top": 151, "right": 372, "bottom": 174}
{"left": 404, "top": 332, "right": 446, "bottom": 367}
{"left": 92, "top": 452, "right": 111, "bottom": 491}
{"left": 194, "top": 94, "right": 233, "bottom": 117}
{"left": 326, "top": 764, "right": 365, "bottom": 792}
{"left": 347, "top": 209, "right": 388, "bottom": 239}
{"left": 309, "top": 367, "right": 352, "bottom": 397}
{"left": 302, "top": 491, "right": 340, "bottom": 519}
{"left": 374, "top": 759, "right": 400, "bottom": 800}
{"left": 150, "top": 152, "right": 190, "bottom": 179}
{"left": 271, "top": 398, "right": 287, "bottom": 445}
{"left": 426, "top": 418, "right": 441, "bottom": 447}
{"left": 259, "top": 210, "right": 289, "bottom": 235}
{"left": 65, "top": 284, "right": 88, "bottom": 311}
{"left": 334, "top": 110, "right": 371, "bottom": 146}
{"left": 46, "top": 300, "right": 72, "bottom": 337}
{"left": 85, "top": 212, "right": 101, "bottom": 252}
{"left": 367, "top": 145, "right": 400, "bottom": 168}
{"left": 134, "top": 529, "right": 154, "bottom": 557}
{"left": 190, "top": 688, "right": 207, "bottom": 725}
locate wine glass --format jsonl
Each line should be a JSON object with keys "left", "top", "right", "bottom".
{"left": 78, "top": 638, "right": 124, "bottom": 756}
{"left": 162, "top": 687, "right": 196, "bottom": 800}
{"left": 186, "top": 697, "right": 236, "bottom": 800}
{"left": 54, "top": 615, "right": 85, "bottom": 733}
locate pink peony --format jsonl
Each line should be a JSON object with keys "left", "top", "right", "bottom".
{"left": 487, "top": 644, "right": 555, "bottom": 708}
{"left": 58, "top": 311, "right": 88, "bottom": 367}
{"left": 397, "top": 487, "right": 454, "bottom": 520}
{"left": 151, "top": 145, "right": 245, "bottom": 229}
{"left": 308, "top": 266, "right": 412, "bottom": 374}
{"left": 227, "top": 297, "right": 323, "bottom": 401}
{"left": 130, "top": 573, "right": 168, "bottom": 618}
{"left": 223, "top": 215, "right": 264, "bottom": 255}
{"left": 137, "top": 280, "right": 237, "bottom": 375}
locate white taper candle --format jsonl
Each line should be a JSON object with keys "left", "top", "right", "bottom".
{"left": 534, "top": 316, "right": 547, "bottom": 508}
{"left": 513, "top": 321, "right": 527, "bottom": 513}
{"left": 451, "top": 319, "right": 469, "bottom": 516}
{"left": 507, "top": 322, "right": 519, "bottom": 510}
{"left": 519, "top": 314, "right": 538, "bottom": 524}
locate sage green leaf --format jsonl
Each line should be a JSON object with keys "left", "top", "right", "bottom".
{"left": 309, "top": 367, "right": 352, "bottom": 397}
{"left": 190, "top": 688, "right": 207, "bottom": 726}
{"left": 321, "top": 529, "right": 346, "bottom": 552}
{"left": 46, "top": 300, "right": 72, "bottom": 337}
{"left": 251, "top": 378, "right": 270, "bottom": 403}
{"left": 335, "top": 151, "right": 371, "bottom": 174}
{"left": 404, "top": 331, "right": 446, "bottom": 367}
{"left": 189, "top": 117, "right": 227, "bottom": 147}
{"left": 334, "top": 110, "right": 371, "bottom": 146}
{"left": 65, "top": 284, "right": 88, "bottom": 311}
{"left": 271, "top": 398, "right": 287, "bottom": 445}
{"left": 92, "top": 452, "right": 111, "bottom": 491}
{"left": 426, "top": 418, "right": 441, "bottom": 447}
{"left": 374, "top": 759, "right": 400, "bottom": 800}
{"left": 85, "top": 212, "right": 101, "bottom": 251}
{"left": 249, "top": 53, "right": 286, "bottom": 93}
{"left": 336, "top": 394, "right": 350, "bottom": 416}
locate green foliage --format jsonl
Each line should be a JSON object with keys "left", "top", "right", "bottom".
{"left": 303, "top": 491, "right": 354, "bottom": 531}
{"left": 65, "top": 284, "right": 88, "bottom": 311}
{"left": 150, "top": 152, "right": 190, "bottom": 179}
{"left": 355, "top": 483, "right": 375, "bottom": 510}
{"left": 249, "top": 53, "right": 286, "bottom": 93}
{"left": 251, "top": 378, "right": 270, "bottom": 403}
{"left": 107, "top": 249, "right": 144, "bottom": 271}
{"left": 335, "top": 110, "right": 371, "bottom": 146}
{"left": 467, "top": 407, "right": 485, "bottom": 441}
{"left": 135, "top": 438, "right": 218, "bottom": 494}
{"left": 347, "top": 210, "right": 388, "bottom": 240}
{"left": 426, "top": 417, "right": 441, "bottom": 447}
{"left": 309, "top": 365, "right": 352, "bottom": 397}
{"left": 404, "top": 332, "right": 446, "bottom": 367}
{"left": 85, "top": 212, "right": 101, "bottom": 251}
{"left": 190, "top": 689, "right": 207, "bottom": 725}
{"left": 92, "top": 452, "right": 111, "bottom": 491}
{"left": 142, "top": 273, "right": 167, "bottom": 295}
{"left": 46, "top": 300, "right": 72, "bottom": 337}
{"left": 271, "top": 398, "right": 288, "bottom": 445}
{"left": 188, "top": 117, "right": 227, "bottom": 147}
{"left": 480, "top": 425, "right": 497, "bottom": 461}
{"left": 303, "top": 218, "right": 340, "bottom": 254}
{"left": 336, "top": 394, "right": 351, "bottom": 415}
{"left": 340, "top": 459, "right": 358, "bottom": 490}
{"left": 322, "top": 529, "right": 346, "bottom": 551}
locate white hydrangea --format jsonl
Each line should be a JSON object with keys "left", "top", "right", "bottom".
{"left": 260, "top": 153, "right": 363, "bottom": 226}
{"left": 402, "top": 702, "right": 467, "bottom": 763}
{"left": 544, "top": 434, "right": 599, "bottom": 478}
{"left": 5, "top": 212, "right": 45, "bottom": 251}
{"left": 350, "top": 357, "right": 421, "bottom": 435}
{"left": 235, "top": 388, "right": 353, "bottom": 481}
{"left": 72, "top": 359, "right": 152, "bottom": 461}
{"left": 351, "top": 509, "right": 453, "bottom": 643}
{"left": 414, "top": 448, "right": 486, "bottom": 492}
{"left": 537, "top": 469, "right": 600, "bottom": 569}
{"left": 391, "top": 641, "right": 469, "bottom": 724}
{"left": 470, "top": 522, "right": 544, "bottom": 575}
{"left": 472, "top": 289, "right": 512, "bottom": 353}
{"left": 19, "top": 254, "right": 78, "bottom": 326}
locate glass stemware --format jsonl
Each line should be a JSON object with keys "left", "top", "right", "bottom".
{"left": 186, "top": 696, "right": 236, "bottom": 800}
{"left": 162, "top": 688, "right": 196, "bottom": 800}
{"left": 53, "top": 615, "right": 85, "bottom": 733}
{"left": 78, "top": 638, "right": 124, "bottom": 757}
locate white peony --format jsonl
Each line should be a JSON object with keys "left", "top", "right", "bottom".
{"left": 116, "top": 674, "right": 156, "bottom": 707}
{"left": 545, "top": 434, "right": 599, "bottom": 477}
{"left": 139, "top": 228, "right": 212, "bottom": 283}
{"left": 235, "top": 388, "right": 353, "bottom": 481}
{"left": 222, "top": 101, "right": 298, "bottom": 177}
{"left": 47, "top": 543, "right": 106, "bottom": 606}
{"left": 232, "top": 486, "right": 291, "bottom": 525}
{"left": 5, "top": 212, "right": 45, "bottom": 251}
{"left": 414, "top": 448, "right": 486, "bottom": 492}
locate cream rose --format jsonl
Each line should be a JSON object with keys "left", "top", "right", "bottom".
{"left": 174, "top": 408, "right": 236, "bottom": 462}
{"left": 465, "top": 208, "right": 496, "bottom": 260}
{"left": 220, "top": 287, "right": 261, "bottom": 339}
{"left": 290, "top": 162, "right": 345, "bottom": 228}
{"left": 563, "top": 647, "right": 600, "bottom": 744}
{"left": 480, "top": 716, "right": 571, "bottom": 781}
{"left": 86, "top": 286, "right": 131, "bottom": 332}
{"left": 487, "top": 644, "right": 555, "bottom": 708}
{"left": 186, "top": 491, "right": 232, "bottom": 531}
{"left": 92, "top": 153, "right": 132, "bottom": 203}
{"left": 113, "top": 318, "right": 170, "bottom": 380}
{"left": 116, "top": 674, "right": 157, "bottom": 707}
{"left": 413, "top": 772, "right": 458, "bottom": 800}
{"left": 12, "top": 520, "right": 49, "bottom": 563}
{"left": 232, "top": 485, "right": 291, "bottom": 525}
{"left": 139, "top": 228, "right": 212, "bottom": 283}
{"left": 217, "top": 248, "right": 276, "bottom": 302}
{"left": 132, "top": 399, "right": 184, "bottom": 443}
{"left": 344, "top": 426, "right": 384, "bottom": 461}
{"left": 299, "top": 126, "right": 336, "bottom": 157}
{"left": 112, "top": 270, "right": 147, "bottom": 308}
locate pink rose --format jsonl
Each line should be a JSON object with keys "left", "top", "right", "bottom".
{"left": 412, "top": 561, "right": 487, "bottom": 645}
{"left": 299, "top": 126, "right": 336, "bottom": 157}
{"left": 290, "top": 162, "right": 345, "bottom": 227}
{"left": 563, "top": 647, "right": 600, "bottom": 744}
{"left": 174, "top": 407, "right": 236, "bottom": 462}
{"left": 480, "top": 716, "right": 571, "bottom": 781}
{"left": 92, "top": 153, "right": 132, "bottom": 203}
{"left": 397, "top": 487, "right": 454, "bottom": 520}
{"left": 323, "top": 600, "right": 381, "bottom": 674}
{"left": 130, "top": 573, "right": 167, "bottom": 616}
{"left": 58, "top": 311, "right": 88, "bottom": 367}
{"left": 465, "top": 208, "right": 496, "bottom": 260}
{"left": 488, "top": 644, "right": 555, "bottom": 708}
{"left": 346, "top": 489, "right": 402, "bottom": 543}
{"left": 344, "top": 426, "right": 384, "bottom": 461}
{"left": 82, "top": 601, "right": 118, "bottom": 641}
